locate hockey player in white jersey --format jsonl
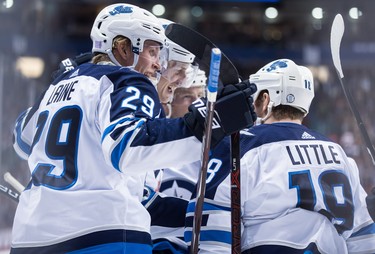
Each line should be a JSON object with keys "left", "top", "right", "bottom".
{"left": 144, "top": 69, "right": 207, "bottom": 254}
{"left": 185, "top": 58, "right": 375, "bottom": 253}
{"left": 10, "top": 3, "right": 257, "bottom": 253}
{"left": 157, "top": 18, "right": 198, "bottom": 113}
{"left": 241, "top": 59, "right": 375, "bottom": 253}
{"left": 159, "top": 69, "right": 207, "bottom": 199}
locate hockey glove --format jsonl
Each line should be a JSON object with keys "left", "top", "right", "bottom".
{"left": 51, "top": 52, "right": 93, "bottom": 80}
{"left": 184, "top": 80, "right": 257, "bottom": 148}
{"left": 366, "top": 187, "right": 375, "bottom": 221}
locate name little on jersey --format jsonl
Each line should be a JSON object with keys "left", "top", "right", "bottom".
{"left": 286, "top": 143, "right": 340, "bottom": 165}
{"left": 47, "top": 81, "right": 78, "bottom": 105}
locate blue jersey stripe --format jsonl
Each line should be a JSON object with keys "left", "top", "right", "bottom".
{"left": 14, "top": 117, "right": 31, "bottom": 156}
{"left": 101, "top": 116, "right": 140, "bottom": 142}
{"left": 10, "top": 229, "right": 152, "bottom": 253}
{"left": 350, "top": 222, "right": 375, "bottom": 237}
{"left": 67, "top": 242, "right": 152, "bottom": 254}
{"left": 110, "top": 119, "right": 145, "bottom": 171}
{"left": 186, "top": 201, "right": 230, "bottom": 213}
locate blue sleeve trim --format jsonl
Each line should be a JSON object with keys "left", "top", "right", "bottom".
{"left": 101, "top": 117, "right": 140, "bottom": 143}
{"left": 11, "top": 229, "right": 152, "bottom": 254}
{"left": 110, "top": 119, "right": 145, "bottom": 171}
{"left": 14, "top": 113, "right": 31, "bottom": 156}
{"left": 350, "top": 222, "right": 375, "bottom": 238}
{"left": 186, "top": 201, "right": 231, "bottom": 214}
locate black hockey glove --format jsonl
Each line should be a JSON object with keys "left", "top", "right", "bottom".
{"left": 366, "top": 187, "right": 375, "bottom": 221}
{"left": 51, "top": 52, "right": 93, "bottom": 80}
{"left": 184, "top": 80, "right": 257, "bottom": 148}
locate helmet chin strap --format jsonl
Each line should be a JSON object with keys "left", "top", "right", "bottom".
{"left": 131, "top": 53, "right": 139, "bottom": 69}
{"left": 256, "top": 101, "right": 275, "bottom": 125}
{"left": 105, "top": 47, "right": 140, "bottom": 68}
{"left": 165, "top": 103, "right": 172, "bottom": 118}
{"left": 106, "top": 49, "right": 122, "bottom": 67}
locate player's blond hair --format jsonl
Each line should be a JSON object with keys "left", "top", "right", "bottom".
{"left": 92, "top": 36, "right": 131, "bottom": 64}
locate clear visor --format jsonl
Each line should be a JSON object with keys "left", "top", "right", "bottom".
{"left": 139, "top": 42, "right": 164, "bottom": 62}
{"left": 139, "top": 43, "right": 166, "bottom": 85}
{"left": 160, "top": 61, "right": 199, "bottom": 88}
{"left": 159, "top": 46, "right": 169, "bottom": 74}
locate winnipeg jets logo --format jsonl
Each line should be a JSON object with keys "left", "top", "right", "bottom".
{"left": 159, "top": 179, "right": 195, "bottom": 200}
{"left": 109, "top": 5, "right": 133, "bottom": 16}
{"left": 266, "top": 60, "right": 288, "bottom": 72}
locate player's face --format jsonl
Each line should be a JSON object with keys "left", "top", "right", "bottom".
{"left": 136, "top": 40, "right": 162, "bottom": 79}
{"left": 161, "top": 60, "right": 190, "bottom": 87}
{"left": 170, "top": 86, "right": 205, "bottom": 118}
{"left": 156, "top": 60, "right": 191, "bottom": 104}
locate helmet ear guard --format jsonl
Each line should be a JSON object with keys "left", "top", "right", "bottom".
{"left": 249, "top": 59, "right": 314, "bottom": 116}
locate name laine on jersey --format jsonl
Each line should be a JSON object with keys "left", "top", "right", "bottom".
{"left": 47, "top": 80, "right": 78, "bottom": 105}
{"left": 286, "top": 143, "right": 341, "bottom": 166}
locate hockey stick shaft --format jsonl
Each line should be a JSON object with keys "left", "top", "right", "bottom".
{"left": 0, "top": 182, "right": 20, "bottom": 203}
{"left": 4, "top": 172, "right": 25, "bottom": 193}
{"left": 230, "top": 132, "right": 241, "bottom": 254}
{"left": 1, "top": 172, "right": 23, "bottom": 203}
{"left": 330, "top": 14, "right": 375, "bottom": 166}
{"left": 191, "top": 48, "right": 221, "bottom": 254}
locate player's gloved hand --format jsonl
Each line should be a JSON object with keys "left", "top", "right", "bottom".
{"left": 184, "top": 80, "right": 257, "bottom": 148}
{"left": 366, "top": 187, "right": 375, "bottom": 221}
{"left": 51, "top": 52, "right": 93, "bottom": 80}
{"left": 216, "top": 80, "right": 258, "bottom": 127}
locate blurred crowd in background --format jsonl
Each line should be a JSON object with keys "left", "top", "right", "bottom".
{"left": 1, "top": 0, "right": 375, "bottom": 250}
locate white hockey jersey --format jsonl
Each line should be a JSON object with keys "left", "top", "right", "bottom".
{"left": 240, "top": 122, "right": 375, "bottom": 253}
{"left": 186, "top": 122, "right": 375, "bottom": 254}
{"left": 11, "top": 63, "right": 201, "bottom": 253}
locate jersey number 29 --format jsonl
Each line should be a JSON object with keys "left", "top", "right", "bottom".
{"left": 31, "top": 106, "right": 82, "bottom": 190}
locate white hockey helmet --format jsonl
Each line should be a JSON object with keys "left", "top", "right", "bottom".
{"left": 90, "top": 4, "right": 166, "bottom": 56}
{"left": 250, "top": 59, "right": 314, "bottom": 115}
{"left": 159, "top": 18, "right": 195, "bottom": 64}
{"left": 190, "top": 69, "right": 207, "bottom": 87}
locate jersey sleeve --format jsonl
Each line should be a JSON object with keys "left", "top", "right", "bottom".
{"left": 98, "top": 71, "right": 202, "bottom": 175}
{"left": 13, "top": 108, "right": 33, "bottom": 160}
{"left": 12, "top": 89, "right": 48, "bottom": 160}
{"left": 13, "top": 89, "right": 47, "bottom": 160}
{"left": 346, "top": 157, "right": 375, "bottom": 253}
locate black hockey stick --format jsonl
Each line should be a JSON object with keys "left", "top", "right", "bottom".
{"left": 166, "top": 23, "right": 242, "bottom": 254}
{"left": 330, "top": 14, "right": 375, "bottom": 166}
{"left": 0, "top": 172, "right": 23, "bottom": 203}
{"left": 191, "top": 48, "right": 221, "bottom": 254}
{"left": 230, "top": 131, "right": 241, "bottom": 253}
{"left": 0, "top": 182, "right": 20, "bottom": 203}
{"left": 4, "top": 172, "right": 25, "bottom": 193}
{"left": 51, "top": 52, "right": 93, "bottom": 80}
